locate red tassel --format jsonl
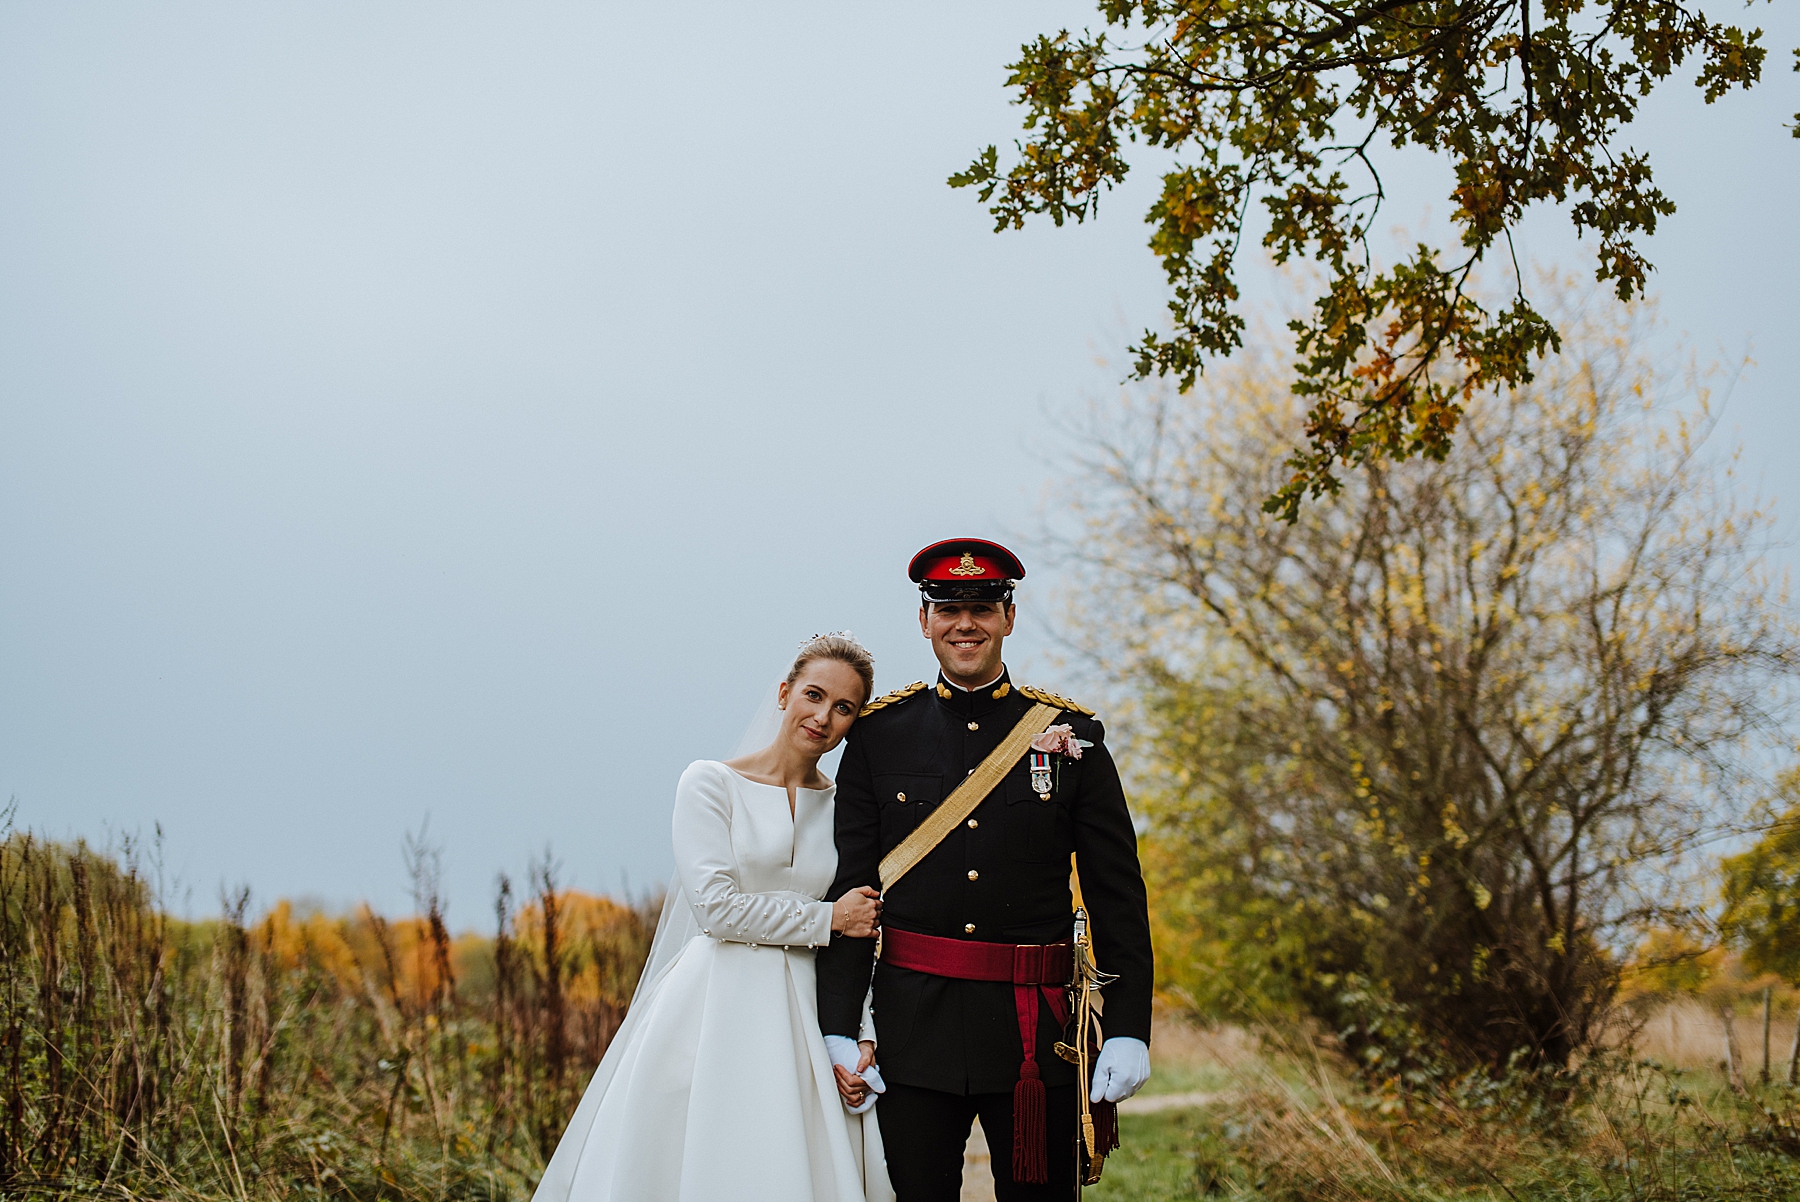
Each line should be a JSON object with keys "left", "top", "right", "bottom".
{"left": 1012, "top": 1060, "right": 1048, "bottom": 1185}
{"left": 1093, "top": 1099, "right": 1120, "bottom": 1155}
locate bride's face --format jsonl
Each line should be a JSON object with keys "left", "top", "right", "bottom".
{"left": 777, "top": 660, "right": 865, "bottom": 757}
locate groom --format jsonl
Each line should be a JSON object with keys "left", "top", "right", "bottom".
{"left": 817, "top": 539, "right": 1153, "bottom": 1200}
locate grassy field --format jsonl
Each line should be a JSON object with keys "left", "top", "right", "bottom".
{"left": 11, "top": 827, "right": 1800, "bottom": 1201}
{"left": 1083, "top": 1018, "right": 1800, "bottom": 1202}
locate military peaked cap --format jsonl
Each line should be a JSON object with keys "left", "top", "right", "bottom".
{"left": 909, "top": 538, "right": 1025, "bottom": 604}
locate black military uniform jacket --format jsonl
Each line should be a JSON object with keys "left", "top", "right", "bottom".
{"left": 815, "top": 667, "right": 1153, "bottom": 1096}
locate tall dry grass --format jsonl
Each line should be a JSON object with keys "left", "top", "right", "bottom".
{"left": 1629, "top": 998, "right": 1800, "bottom": 1087}
{"left": 0, "top": 815, "right": 655, "bottom": 1200}
{"left": 1107, "top": 1016, "right": 1800, "bottom": 1202}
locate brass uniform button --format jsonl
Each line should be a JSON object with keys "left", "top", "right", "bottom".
{"left": 964, "top": 923, "right": 976, "bottom": 934}
{"left": 966, "top": 818, "right": 978, "bottom": 829}
{"left": 967, "top": 721, "right": 979, "bottom": 731}
{"left": 896, "top": 792, "right": 906, "bottom": 802}
{"left": 967, "top": 869, "right": 979, "bottom": 881}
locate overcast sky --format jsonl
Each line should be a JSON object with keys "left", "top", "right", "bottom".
{"left": 4, "top": 2, "right": 1795, "bottom": 923}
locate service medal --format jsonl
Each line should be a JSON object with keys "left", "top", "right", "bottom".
{"left": 1028, "top": 751, "right": 1053, "bottom": 799}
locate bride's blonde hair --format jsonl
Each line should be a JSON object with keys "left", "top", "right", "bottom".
{"left": 787, "top": 632, "right": 875, "bottom": 706}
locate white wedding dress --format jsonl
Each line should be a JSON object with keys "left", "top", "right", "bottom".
{"left": 532, "top": 760, "right": 893, "bottom": 1202}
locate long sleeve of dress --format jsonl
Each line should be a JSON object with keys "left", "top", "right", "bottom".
{"left": 673, "top": 762, "right": 836, "bottom": 949}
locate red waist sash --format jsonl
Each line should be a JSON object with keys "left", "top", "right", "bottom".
{"left": 880, "top": 927, "right": 1073, "bottom": 986}
{"left": 880, "top": 928, "right": 1070, "bottom": 1184}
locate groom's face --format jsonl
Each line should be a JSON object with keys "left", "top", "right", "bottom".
{"left": 920, "top": 600, "right": 1015, "bottom": 687}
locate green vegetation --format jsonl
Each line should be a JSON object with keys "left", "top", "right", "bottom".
{"left": 1091, "top": 1111, "right": 1215, "bottom": 1200}
{"left": 1089, "top": 1023, "right": 1800, "bottom": 1202}
{"left": 1721, "top": 771, "right": 1800, "bottom": 992}
{"left": 954, "top": 1, "right": 1792, "bottom": 517}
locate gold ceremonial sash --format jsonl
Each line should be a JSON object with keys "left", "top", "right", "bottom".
{"left": 878, "top": 702, "right": 1061, "bottom": 893}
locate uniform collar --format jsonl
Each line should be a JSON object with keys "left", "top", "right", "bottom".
{"left": 933, "top": 666, "right": 1016, "bottom": 716}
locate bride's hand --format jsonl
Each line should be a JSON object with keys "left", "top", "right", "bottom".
{"left": 830, "top": 886, "right": 881, "bottom": 938}
{"left": 833, "top": 1045, "right": 878, "bottom": 1106}
{"left": 833, "top": 1064, "right": 867, "bottom": 1106}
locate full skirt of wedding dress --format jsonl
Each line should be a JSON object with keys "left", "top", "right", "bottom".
{"left": 532, "top": 933, "right": 891, "bottom": 1202}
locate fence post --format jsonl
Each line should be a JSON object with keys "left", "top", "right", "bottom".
{"left": 1722, "top": 1006, "right": 1745, "bottom": 1092}
{"left": 1789, "top": 1007, "right": 1800, "bottom": 1086}
{"left": 1762, "top": 987, "right": 1773, "bottom": 1086}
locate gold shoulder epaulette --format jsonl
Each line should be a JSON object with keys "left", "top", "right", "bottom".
{"left": 1018, "top": 685, "right": 1096, "bottom": 717}
{"left": 860, "top": 681, "right": 926, "bottom": 718}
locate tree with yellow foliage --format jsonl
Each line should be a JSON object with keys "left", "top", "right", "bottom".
{"left": 1058, "top": 282, "right": 1797, "bottom": 1067}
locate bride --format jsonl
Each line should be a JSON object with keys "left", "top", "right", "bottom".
{"left": 531, "top": 633, "right": 895, "bottom": 1202}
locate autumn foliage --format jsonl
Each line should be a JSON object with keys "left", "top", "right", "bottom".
{"left": 956, "top": 0, "right": 1785, "bottom": 518}
{"left": 0, "top": 819, "right": 654, "bottom": 1199}
{"left": 1055, "top": 280, "right": 1797, "bottom": 1068}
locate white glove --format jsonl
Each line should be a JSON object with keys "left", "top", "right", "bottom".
{"left": 824, "top": 1034, "right": 886, "bottom": 1114}
{"left": 1090, "top": 1036, "right": 1150, "bottom": 1103}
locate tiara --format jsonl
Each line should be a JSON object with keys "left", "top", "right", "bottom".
{"left": 799, "top": 629, "right": 858, "bottom": 649}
